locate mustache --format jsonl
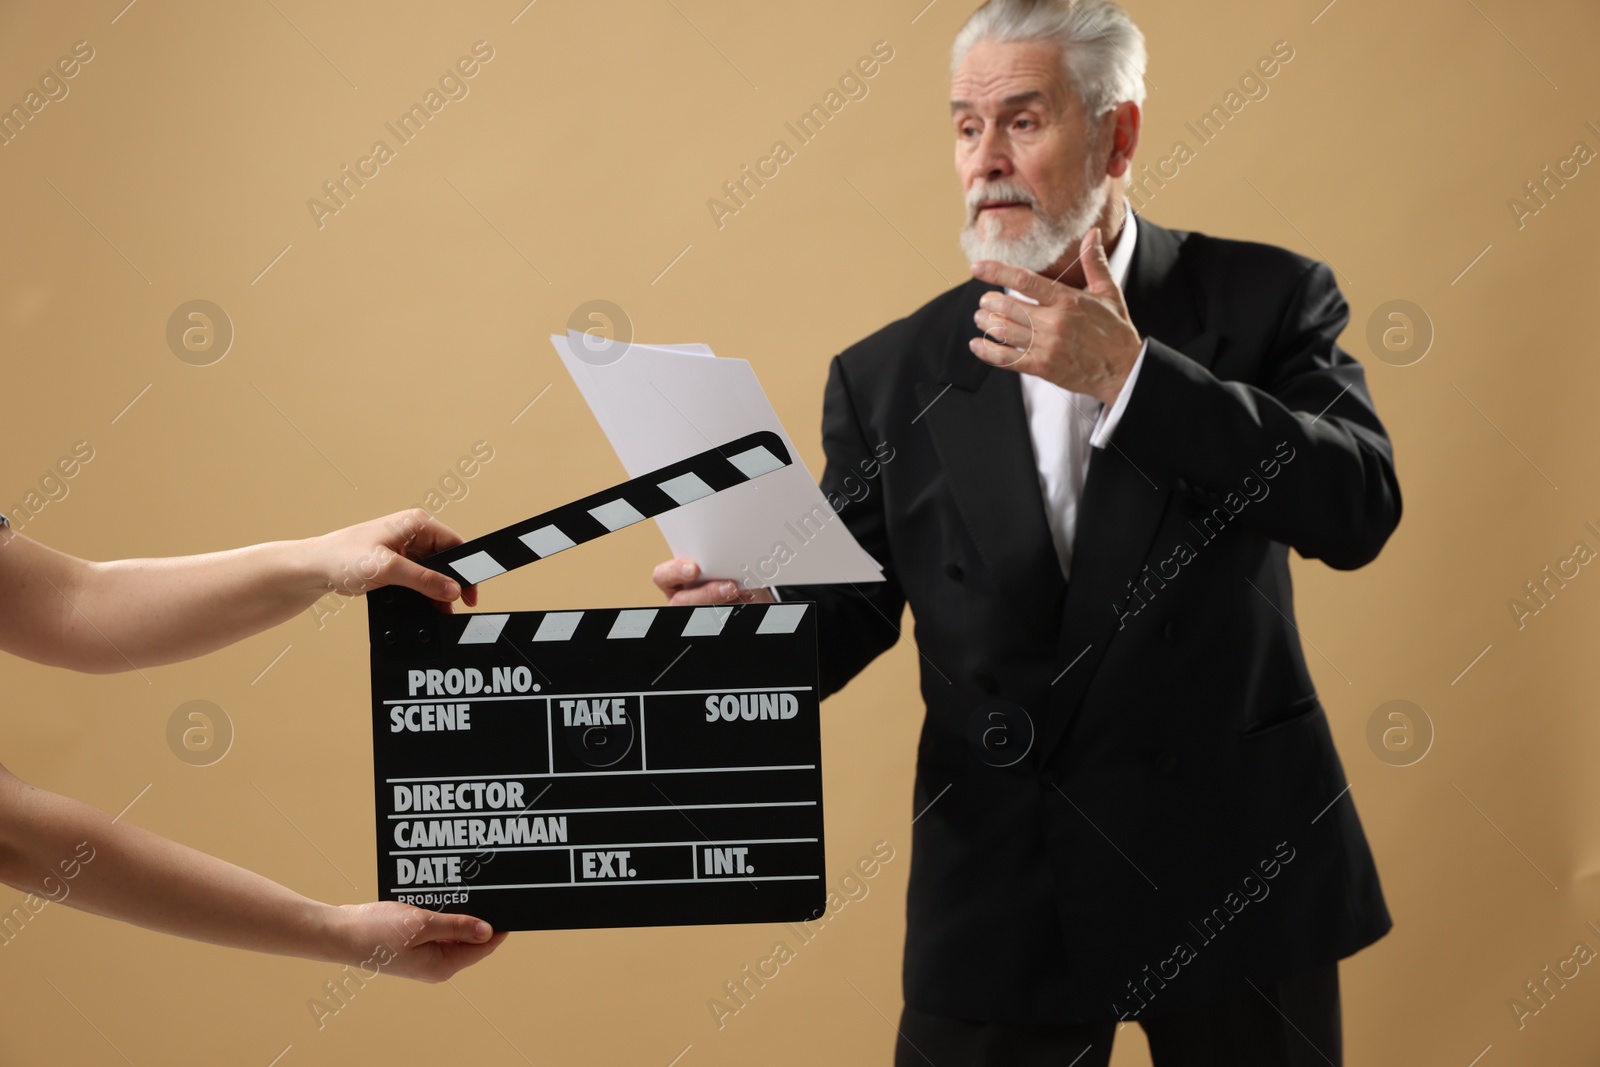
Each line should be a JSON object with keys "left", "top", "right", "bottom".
{"left": 965, "top": 181, "right": 1037, "bottom": 223}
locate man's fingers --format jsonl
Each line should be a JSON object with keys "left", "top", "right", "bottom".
{"left": 1077, "top": 228, "right": 1133, "bottom": 319}
{"left": 668, "top": 580, "right": 733, "bottom": 606}
{"left": 653, "top": 558, "right": 699, "bottom": 595}
{"left": 975, "top": 306, "right": 1033, "bottom": 354}
{"left": 655, "top": 560, "right": 774, "bottom": 605}
{"left": 669, "top": 579, "right": 772, "bottom": 606}
{"left": 1078, "top": 228, "right": 1116, "bottom": 298}
{"left": 970, "top": 259, "right": 1060, "bottom": 304}
{"left": 977, "top": 290, "right": 1044, "bottom": 324}
{"left": 969, "top": 333, "right": 1031, "bottom": 370}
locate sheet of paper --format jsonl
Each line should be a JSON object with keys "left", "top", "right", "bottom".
{"left": 550, "top": 332, "right": 884, "bottom": 587}
{"left": 612, "top": 341, "right": 717, "bottom": 358}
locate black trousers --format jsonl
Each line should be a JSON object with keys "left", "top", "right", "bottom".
{"left": 894, "top": 964, "right": 1341, "bottom": 1067}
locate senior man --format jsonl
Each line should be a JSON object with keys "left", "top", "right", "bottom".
{"left": 655, "top": 1, "right": 1399, "bottom": 1063}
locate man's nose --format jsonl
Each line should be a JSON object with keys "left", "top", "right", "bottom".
{"left": 975, "top": 127, "right": 1013, "bottom": 180}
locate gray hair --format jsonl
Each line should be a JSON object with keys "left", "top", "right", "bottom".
{"left": 951, "top": 0, "right": 1148, "bottom": 121}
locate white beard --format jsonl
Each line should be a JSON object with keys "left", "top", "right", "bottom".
{"left": 960, "top": 161, "right": 1110, "bottom": 277}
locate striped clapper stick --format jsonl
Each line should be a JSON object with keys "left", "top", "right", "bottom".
{"left": 367, "top": 431, "right": 825, "bottom": 931}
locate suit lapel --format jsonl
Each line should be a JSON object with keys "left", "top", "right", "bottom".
{"left": 911, "top": 219, "right": 1222, "bottom": 750}
{"left": 916, "top": 280, "right": 1069, "bottom": 633}
{"left": 1035, "top": 217, "right": 1222, "bottom": 767}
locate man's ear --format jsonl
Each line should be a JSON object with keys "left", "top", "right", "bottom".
{"left": 1105, "top": 101, "right": 1141, "bottom": 180}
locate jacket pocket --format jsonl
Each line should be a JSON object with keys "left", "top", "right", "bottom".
{"left": 1239, "top": 694, "right": 1322, "bottom": 740}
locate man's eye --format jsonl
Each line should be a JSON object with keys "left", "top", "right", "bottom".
{"left": 1013, "top": 118, "right": 1036, "bottom": 131}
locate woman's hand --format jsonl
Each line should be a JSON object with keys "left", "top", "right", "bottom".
{"left": 328, "top": 901, "right": 508, "bottom": 983}
{"left": 305, "top": 508, "right": 479, "bottom": 611}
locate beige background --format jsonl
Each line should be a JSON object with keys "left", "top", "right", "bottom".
{"left": 1, "top": 0, "right": 1597, "bottom": 1063}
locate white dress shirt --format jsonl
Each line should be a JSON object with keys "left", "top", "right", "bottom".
{"left": 1009, "top": 211, "right": 1148, "bottom": 581}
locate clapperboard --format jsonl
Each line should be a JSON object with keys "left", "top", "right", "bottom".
{"left": 367, "top": 431, "right": 825, "bottom": 931}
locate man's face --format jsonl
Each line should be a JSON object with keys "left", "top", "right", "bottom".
{"left": 951, "top": 38, "right": 1108, "bottom": 275}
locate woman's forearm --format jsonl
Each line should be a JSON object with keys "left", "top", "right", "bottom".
{"left": 0, "top": 765, "right": 505, "bottom": 979}
{"left": 78, "top": 539, "right": 327, "bottom": 670}
{"left": 0, "top": 766, "right": 349, "bottom": 962}
{"left": 0, "top": 509, "right": 471, "bottom": 674}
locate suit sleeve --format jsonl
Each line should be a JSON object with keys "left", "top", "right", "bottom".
{"left": 1108, "top": 261, "right": 1401, "bottom": 570}
{"left": 774, "top": 355, "right": 906, "bottom": 700}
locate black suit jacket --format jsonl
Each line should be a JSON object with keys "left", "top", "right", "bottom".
{"left": 774, "top": 217, "right": 1400, "bottom": 1024}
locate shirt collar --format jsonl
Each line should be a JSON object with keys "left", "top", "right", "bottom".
{"left": 1105, "top": 207, "right": 1138, "bottom": 291}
